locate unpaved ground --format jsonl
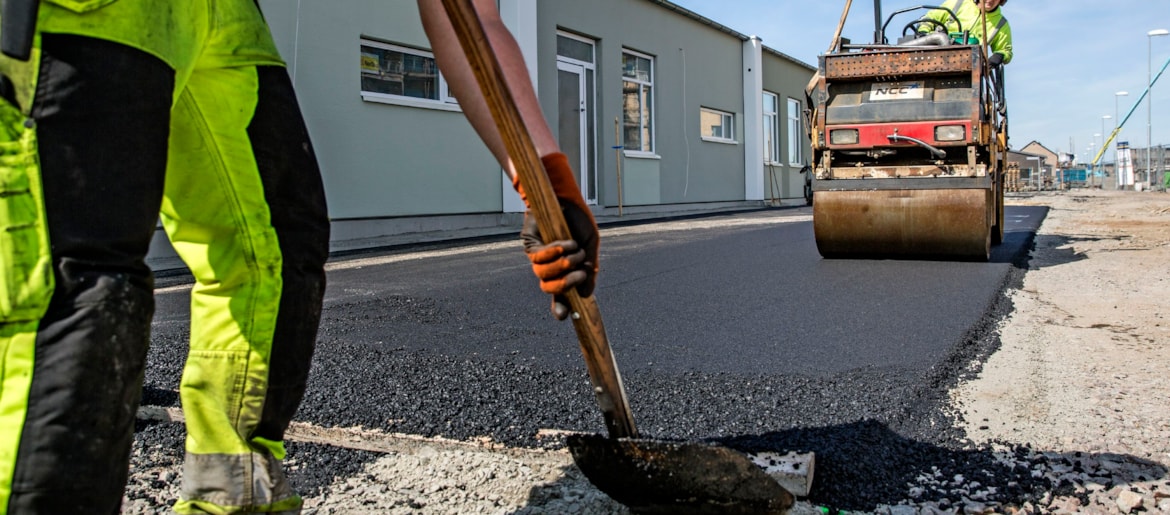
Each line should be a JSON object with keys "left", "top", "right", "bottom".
{"left": 951, "top": 189, "right": 1170, "bottom": 514}
{"left": 123, "top": 190, "right": 1170, "bottom": 514}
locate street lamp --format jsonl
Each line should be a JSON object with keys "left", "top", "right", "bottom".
{"left": 1115, "top": 91, "right": 1128, "bottom": 167}
{"left": 1147, "top": 29, "right": 1168, "bottom": 186}
{"left": 1102, "top": 116, "right": 1112, "bottom": 186}
{"left": 1088, "top": 140, "right": 1097, "bottom": 188}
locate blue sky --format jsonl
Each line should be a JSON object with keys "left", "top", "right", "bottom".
{"left": 671, "top": 0, "right": 1170, "bottom": 163}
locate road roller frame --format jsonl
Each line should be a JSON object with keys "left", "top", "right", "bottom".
{"left": 807, "top": 5, "right": 1008, "bottom": 260}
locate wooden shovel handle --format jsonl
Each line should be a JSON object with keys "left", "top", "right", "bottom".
{"left": 438, "top": 0, "right": 638, "bottom": 439}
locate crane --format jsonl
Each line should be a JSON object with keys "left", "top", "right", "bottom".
{"left": 1090, "top": 55, "right": 1170, "bottom": 167}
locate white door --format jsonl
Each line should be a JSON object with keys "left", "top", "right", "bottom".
{"left": 556, "top": 60, "right": 596, "bottom": 204}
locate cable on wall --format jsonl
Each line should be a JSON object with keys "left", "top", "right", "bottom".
{"left": 681, "top": 47, "right": 690, "bottom": 198}
{"left": 292, "top": 0, "right": 302, "bottom": 82}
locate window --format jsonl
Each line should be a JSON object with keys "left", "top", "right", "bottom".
{"left": 700, "top": 108, "right": 735, "bottom": 143}
{"left": 787, "top": 98, "right": 803, "bottom": 165}
{"left": 622, "top": 50, "right": 654, "bottom": 154}
{"left": 763, "top": 92, "right": 780, "bottom": 163}
{"left": 557, "top": 34, "right": 594, "bottom": 63}
{"left": 361, "top": 39, "right": 456, "bottom": 108}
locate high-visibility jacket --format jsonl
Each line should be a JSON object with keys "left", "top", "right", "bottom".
{"left": 920, "top": 0, "right": 1014, "bottom": 64}
{"left": 0, "top": 1, "right": 329, "bottom": 513}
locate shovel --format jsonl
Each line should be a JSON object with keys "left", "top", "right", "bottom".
{"left": 438, "top": 1, "right": 796, "bottom": 512}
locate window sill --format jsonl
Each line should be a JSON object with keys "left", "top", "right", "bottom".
{"left": 701, "top": 136, "right": 738, "bottom": 145}
{"left": 361, "top": 92, "right": 463, "bottom": 112}
{"left": 623, "top": 151, "right": 661, "bottom": 160}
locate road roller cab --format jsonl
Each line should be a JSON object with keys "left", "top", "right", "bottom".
{"left": 808, "top": 2, "right": 1008, "bottom": 260}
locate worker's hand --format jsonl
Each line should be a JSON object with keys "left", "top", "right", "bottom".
{"left": 988, "top": 52, "right": 1004, "bottom": 66}
{"left": 513, "top": 153, "right": 600, "bottom": 320}
{"left": 521, "top": 205, "right": 598, "bottom": 319}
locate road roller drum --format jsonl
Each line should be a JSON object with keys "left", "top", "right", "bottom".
{"left": 813, "top": 188, "right": 992, "bottom": 260}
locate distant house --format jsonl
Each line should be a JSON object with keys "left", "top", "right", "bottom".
{"left": 1020, "top": 141, "right": 1056, "bottom": 173}
{"left": 1006, "top": 149, "right": 1049, "bottom": 189}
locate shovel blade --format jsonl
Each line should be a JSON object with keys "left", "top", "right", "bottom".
{"left": 567, "top": 434, "right": 794, "bottom": 514}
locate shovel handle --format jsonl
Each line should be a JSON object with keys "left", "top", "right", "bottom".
{"left": 438, "top": 0, "right": 638, "bottom": 439}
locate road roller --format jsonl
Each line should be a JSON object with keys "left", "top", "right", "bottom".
{"left": 807, "top": 1, "right": 1008, "bottom": 260}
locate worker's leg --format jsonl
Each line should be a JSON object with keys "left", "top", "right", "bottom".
{"left": 246, "top": 66, "right": 330, "bottom": 448}
{"left": 162, "top": 63, "right": 328, "bottom": 514}
{"left": 0, "top": 34, "right": 173, "bottom": 513}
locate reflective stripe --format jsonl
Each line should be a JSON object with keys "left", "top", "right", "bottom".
{"left": 988, "top": 16, "right": 1007, "bottom": 42}
{"left": 173, "top": 452, "right": 301, "bottom": 514}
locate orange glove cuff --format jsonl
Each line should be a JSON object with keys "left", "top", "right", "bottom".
{"left": 510, "top": 153, "right": 591, "bottom": 215}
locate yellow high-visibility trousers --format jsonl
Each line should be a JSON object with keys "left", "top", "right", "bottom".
{"left": 0, "top": 1, "right": 330, "bottom": 512}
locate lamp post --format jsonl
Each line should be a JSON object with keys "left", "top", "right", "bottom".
{"left": 1147, "top": 29, "right": 1168, "bottom": 186}
{"left": 1115, "top": 91, "right": 1128, "bottom": 167}
{"left": 1088, "top": 140, "right": 1097, "bottom": 188}
{"left": 1102, "top": 116, "right": 1112, "bottom": 187}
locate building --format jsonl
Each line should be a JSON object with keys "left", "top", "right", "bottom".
{"left": 1006, "top": 150, "right": 1049, "bottom": 190}
{"left": 1016, "top": 141, "right": 1056, "bottom": 189}
{"left": 1019, "top": 142, "right": 1056, "bottom": 176}
{"left": 147, "top": 0, "right": 817, "bottom": 267}
{"left": 1126, "top": 144, "right": 1169, "bottom": 190}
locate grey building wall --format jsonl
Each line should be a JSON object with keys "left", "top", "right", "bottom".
{"left": 537, "top": 0, "right": 751, "bottom": 208}
{"left": 259, "top": 0, "right": 816, "bottom": 218}
{"left": 762, "top": 48, "right": 815, "bottom": 200}
{"left": 259, "top": 0, "right": 502, "bottom": 221}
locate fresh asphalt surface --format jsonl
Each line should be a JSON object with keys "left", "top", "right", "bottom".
{"left": 140, "top": 205, "right": 1049, "bottom": 511}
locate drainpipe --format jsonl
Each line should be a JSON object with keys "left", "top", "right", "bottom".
{"left": 743, "top": 36, "right": 765, "bottom": 201}
{"left": 498, "top": 0, "right": 538, "bottom": 214}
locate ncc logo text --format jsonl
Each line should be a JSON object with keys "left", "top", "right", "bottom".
{"left": 875, "top": 84, "right": 919, "bottom": 95}
{"left": 870, "top": 81, "right": 925, "bottom": 101}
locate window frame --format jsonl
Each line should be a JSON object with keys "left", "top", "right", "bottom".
{"left": 700, "top": 107, "right": 736, "bottom": 144}
{"left": 762, "top": 92, "right": 781, "bottom": 164}
{"left": 621, "top": 49, "right": 656, "bottom": 157}
{"left": 360, "top": 38, "right": 460, "bottom": 112}
{"left": 787, "top": 97, "right": 803, "bottom": 166}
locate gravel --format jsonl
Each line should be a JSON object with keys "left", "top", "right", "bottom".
{"left": 123, "top": 190, "right": 1170, "bottom": 514}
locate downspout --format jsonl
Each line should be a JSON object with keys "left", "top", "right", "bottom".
{"left": 497, "top": 0, "right": 539, "bottom": 213}
{"left": 743, "top": 36, "right": 765, "bottom": 201}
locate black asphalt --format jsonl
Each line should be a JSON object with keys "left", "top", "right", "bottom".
{"left": 141, "top": 205, "right": 1064, "bottom": 511}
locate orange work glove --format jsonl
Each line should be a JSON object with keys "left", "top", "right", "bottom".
{"left": 513, "top": 153, "right": 599, "bottom": 320}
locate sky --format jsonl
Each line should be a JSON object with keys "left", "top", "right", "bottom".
{"left": 671, "top": 0, "right": 1170, "bottom": 163}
